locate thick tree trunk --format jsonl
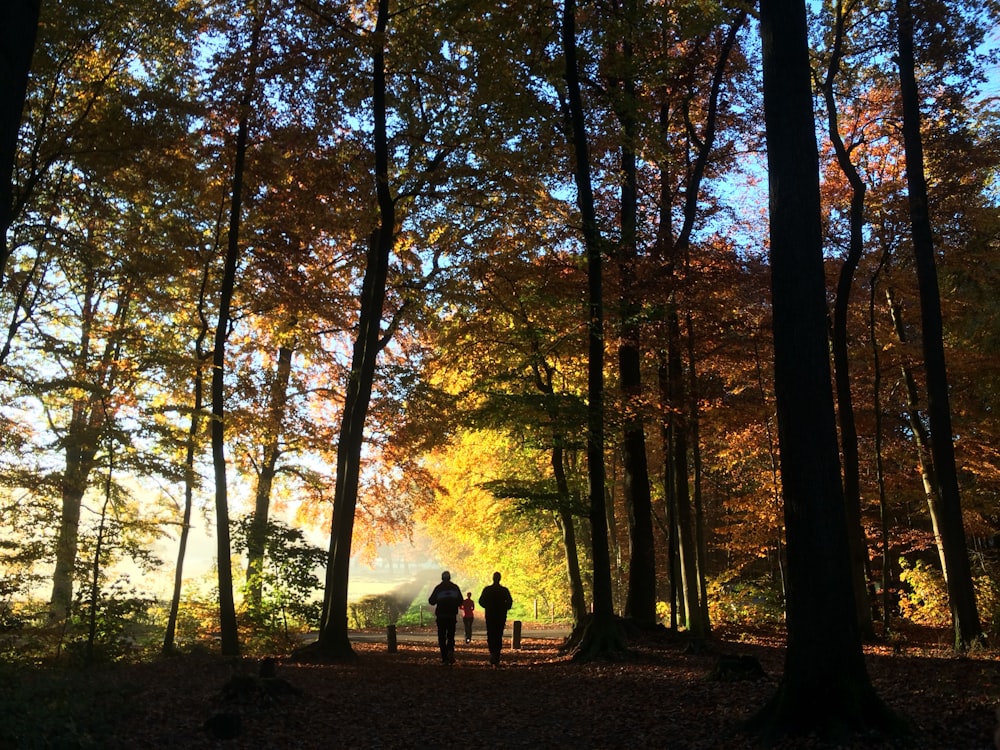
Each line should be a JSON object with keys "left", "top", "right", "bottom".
{"left": 610, "top": 0, "right": 657, "bottom": 629}
{"left": 0, "top": 0, "right": 41, "bottom": 279}
{"left": 315, "top": 0, "right": 395, "bottom": 661}
{"left": 894, "top": 0, "right": 982, "bottom": 651}
{"left": 746, "top": 0, "right": 900, "bottom": 741}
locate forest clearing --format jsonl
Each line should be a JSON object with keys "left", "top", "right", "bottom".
{"left": 4, "top": 623, "right": 997, "bottom": 749}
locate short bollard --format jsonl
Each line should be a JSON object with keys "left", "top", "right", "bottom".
{"left": 387, "top": 624, "right": 397, "bottom": 653}
{"left": 512, "top": 620, "right": 522, "bottom": 650}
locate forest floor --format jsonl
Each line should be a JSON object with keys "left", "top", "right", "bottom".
{"left": 7, "top": 622, "right": 1000, "bottom": 749}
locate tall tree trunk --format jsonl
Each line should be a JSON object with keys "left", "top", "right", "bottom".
{"left": 0, "top": 0, "right": 41, "bottom": 279}
{"left": 869, "top": 251, "right": 893, "bottom": 632}
{"left": 563, "top": 0, "right": 624, "bottom": 659}
{"left": 686, "top": 312, "right": 710, "bottom": 626}
{"left": 820, "top": 2, "right": 875, "bottom": 640}
{"left": 894, "top": 0, "right": 982, "bottom": 651}
{"left": 753, "top": 336, "right": 785, "bottom": 595}
{"left": 611, "top": 0, "right": 657, "bottom": 629}
{"left": 210, "top": 0, "right": 268, "bottom": 657}
{"left": 49, "top": 275, "right": 129, "bottom": 621}
{"left": 246, "top": 340, "right": 295, "bottom": 612}
{"left": 651, "top": 13, "right": 744, "bottom": 634}
{"left": 163, "top": 331, "right": 209, "bottom": 653}
{"left": 164, "top": 205, "right": 221, "bottom": 654}
{"left": 554, "top": 447, "right": 588, "bottom": 625}
{"left": 316, "top": 0, "right": 396, "bottom": 660}
{"left": 885, "top": 286, "right": 949, "bottom": 579}
{"left": 668, "top": 313, "right": 705, "bottom": 638}
{"left": 746, "top": 0, "right": 899, "bottom": 741}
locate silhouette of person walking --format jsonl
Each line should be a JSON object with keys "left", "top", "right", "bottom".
{"left": 478, "top": 571, "right": 513, "bottom": 665}
{"left": 460, "top": 592, "right": 475, "bottom": 643}
{"left": 429, "top": 570, "right": 462, "bottom": 664}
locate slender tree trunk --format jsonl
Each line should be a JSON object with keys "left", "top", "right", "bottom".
{"left": 563, "top": 0, "right": 624, "bottom": 659}
{"left": 821, "top": 3, "right": 875, "bottom": 640}
{"left": 246, "top": 341, "right": 295, "bottom": 612}
{"left": 210, "top": 1, "right": 268, "bottom": 657}
{"left": 554, "top": 445, "right": 588, "bottom": 625}
{"left": 895, "top": 0, "right": 982, "bottom": 651}
{"left": 885, "top": 287, "right": 949, "bottom": 579}
{"left": 163, "top": 348, "right": 206, "bottom": 653}
{"left": 316, "top": 0, "right": 395, "bottom": 660}
{"left": 752, "top": 336, "right": 785, "bottom": 595}
{"left": 164, "top": 208, "right": 219, "bottom": 654}
{"left": 0, "top": 0, "right": 41, "bottom": 280}
{"left": 746, "top": 0, "right": 899, "bottom": 740}
{"left": 686, "top": 313, "right": 710, "bottom": 626}
{"left": 869, "top": 250, "right": 893, "bottom": 633}
{"left": 49, "top": 275, "right": 129, "bottom": 621}
{"left": 651, "top": 13, "right": 744, "bottom": 634}
{"left": 659, "top": 362, "right": 679, "bottom": 631}
{"left": 668, "top": 313, "right": 704, "bottom": 637}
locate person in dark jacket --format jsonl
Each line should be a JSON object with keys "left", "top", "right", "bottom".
{"left": 428, "top": 570, "right": 463, "bottom": 664}
{"left": 478, "top": 571, "right": 513, "bottom": 665}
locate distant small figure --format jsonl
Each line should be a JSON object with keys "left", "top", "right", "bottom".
{"left": 429, "top": 570, "right": 463, "bottom": 664}
{"left": 478, "top": 571, "right": 513, "bottom": 666}
{"left": 460, "top": 592, "right": 475, "bottom": 643}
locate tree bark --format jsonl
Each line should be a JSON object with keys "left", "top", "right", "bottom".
{"left": 885, "top": 286, "right": 949, "bottom": 580}
{"left": 163, "top": 279, "right": 210, "bottom": 653}
{"left": 746, "top": 0, "right": 900, "bottom": 741}
{"left": 49, "top": 276, "right": 129, "bottom": 620}
{"left": 210, "top": 0, "right": 269, "bottom": 657}
{"left": 894, "top": 0, "right": 982, "bottom": 651}
{"left": 0, "top": 0, "right": 41, "bottom": 279}
{"left": 563, "top": 0, "right": 624, "bottom": 659}
{"left": 315, "top": 0, "right": 395, "bottom": 660}
{"left": 820, "top": 2, "right": 875, "bottom": 640}
{"left": 612, "top": 0, "right": 657, "bottom": 628}
{"left": 246, "top": 341, "right": 295, "bottom": 612}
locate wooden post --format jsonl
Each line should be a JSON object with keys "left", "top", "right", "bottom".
{"left": 512, "top": 620, "right": 522, "bottom": 650}
{"left": 387, "top": 624, "right": 397, "bottom": 653}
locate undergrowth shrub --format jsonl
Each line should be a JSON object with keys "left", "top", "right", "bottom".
{"left": 898, "top": 558, "right": 951, "bottom": 627}
{"left": 706, "top": 575, "right": 785, "bottom": 627}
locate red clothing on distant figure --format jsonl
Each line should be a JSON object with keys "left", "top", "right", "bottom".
{"left": 460, "top": 598, "right": 475, "bottom": 619}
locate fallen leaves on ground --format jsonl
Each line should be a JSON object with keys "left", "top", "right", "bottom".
{"left": 95, "top": 624, "right": 1000, "bottom": 749}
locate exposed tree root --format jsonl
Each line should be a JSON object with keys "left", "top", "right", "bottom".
{"left": 289, "top": 637, "right": 357, "bottom": 664}
{"left": 742, "top": 677, "right": 911, "bottom": 747}
{"left": 567, "top": 615, "right": 630, "bottom": 662}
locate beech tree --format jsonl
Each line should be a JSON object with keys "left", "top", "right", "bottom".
{"left": 562, "top": 0, "right": 626, "bottom": 659}
{"left": 894, "top": 0, "right": 983, "bottom": 650}
{"left": 746, "top": 0, "right": 902, "bottom": 741}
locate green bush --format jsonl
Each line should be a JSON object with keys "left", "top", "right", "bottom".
{"left": 706, "top": 575, "right": 785, "bottom": 627}
{"left": 348, "top": 594, "right": 404, "bottom": 629}
{"left": 898, "top": 558, "right": 951, "bottom": 627}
